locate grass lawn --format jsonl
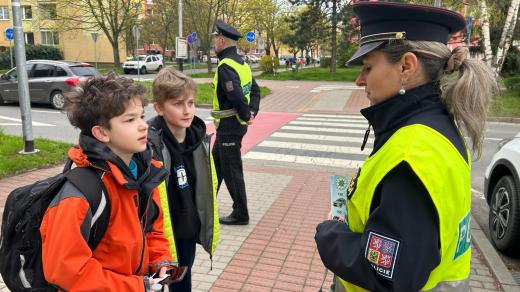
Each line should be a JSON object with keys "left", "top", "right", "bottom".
{"left": 257, "top": 66, "right": 362, "bottom": 81}
{"left": 188, "top": 72, "right": 215, "bottom": 78}
{"left": 0, "top": 129, "right": 72, "bottom": 179}
{"left": 96, "top": 63, "right": 123, "bottom": 75}
{"left": 490, "top": 90, "right": 520, "bottom": 117}
{"left": 138, "top": 81, "right": 271, "bottom": 105}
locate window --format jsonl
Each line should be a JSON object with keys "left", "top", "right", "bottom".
{"left": 55, "top": 66, "right": 67, "bottom": 77}
{"left": 22, "top": 6, "right": 32, "bottom": 19}
{"left": 39, "top": 3, "right": 57, "bottom": 20}
{"left": 40, "top": 31, "right": 59, "bottom": 46}
{"left": 25, "top": 32, "right": 34, "bottom": 45}
{"left": 0, "top": 6, "right": 9, "bottom": 20}
{"left": 32, "top": 64, "right": 55, "bottom": 78}
{"left": 8, "top": 64, "right": 34, "bottom": 79}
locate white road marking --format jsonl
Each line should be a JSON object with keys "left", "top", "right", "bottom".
{"left": 282, "top": 125, "right": 366, "bottom": 134}
{"left": 303, "top": 113, "right": 366, "bottom": 119}
{"left": 271, "top": 132, "right": 374, "bottom": 144}
{"left": 257, "top": 140, "right": 372, "bottom": 155}
{"left": 244, "top": 152, "right": 364, "bottom": 169}
{"left": 289, "top": 121, "right": 369, "bottom": 129}
{"left": 0, "top": 115, "right": 55, "bottom": 126}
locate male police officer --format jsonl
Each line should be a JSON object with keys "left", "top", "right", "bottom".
{"left": 211, "top": 20, "right": 260, "bottom": 225}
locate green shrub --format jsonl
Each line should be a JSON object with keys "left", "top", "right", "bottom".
{"left": 0, "top": 45, "right": 63, "bottom": 69}
{"left": 320, "top": 57, "right": 331, "bottom": 68}
{"left": 259, "top": 55, "right": 280, "bottom": 73}
{"left": 503, "top": 76, "right": 520, "bottom": 94}
{"left": 337, "top": 43, "right": 358, "bottom": 68}
{"left": 501, "top": 47, "right": 520, "bottom": 75}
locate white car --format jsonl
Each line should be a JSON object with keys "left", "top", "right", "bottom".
{"left": 484, "top": 132, "right": 520, "bottom": 255}
{"left": 123, "top": 55, "right": 163, "bottom": 74}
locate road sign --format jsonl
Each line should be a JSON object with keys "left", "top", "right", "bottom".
{"left": 91, "top": 32, "right": 98, "bottom": 42}
{"left": 4, "top": 28, "right": 14, "bottom": 41}
{"left": 176, "top": 37, "right": 188, "bottom": 59}
{"left": 132, "top": 25, "right": 140, "bottom": 39}
{"left": 246, "top": 31, "right": 255, "bottom": 43}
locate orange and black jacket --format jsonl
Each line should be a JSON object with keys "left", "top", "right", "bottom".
{"left": 40, "top": 133, "right": 175, "bottom": 291}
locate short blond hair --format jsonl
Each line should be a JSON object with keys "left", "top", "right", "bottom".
{"left": 152, "top": 68, "right": 197, "bottom": 104}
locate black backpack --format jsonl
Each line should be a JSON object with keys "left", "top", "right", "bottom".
{"left": 0, "top": 160, "right": 111, "bottom": 291}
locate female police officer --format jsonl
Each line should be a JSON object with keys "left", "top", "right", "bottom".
{"left": 315, "top": 2, "right": 499, "bottom": 291}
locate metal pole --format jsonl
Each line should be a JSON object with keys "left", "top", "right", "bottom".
{"left": 178, "top": 0, "right": 183, "bottom": 71}
{"left": 94, "top": 42, "right": 97, "bottom": 68}
{"left": 12, "top": 0, "right": 36, "bottom": 153}
{"left": 136, "top": 32, "right": 140, "bottom": 81}
{"left": 9, "top": 40, "right": 13, "bottom": 68}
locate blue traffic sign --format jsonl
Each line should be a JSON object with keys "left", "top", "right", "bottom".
{"left": 246, "top": 31, "right": 255, "bottom": 43}
{"left": 4, "top": 28, "right": 14, "bottom": 41}
{"left": 187, "top": 32, "right": 198, "bottom": 45}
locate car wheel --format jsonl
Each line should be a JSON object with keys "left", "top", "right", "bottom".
{"left": 140, "top": 66, "right": 147, "bottom": 74}
{"left": 123, "top": 69, "right": 130, "bottom": 74}
{"left": 50, "top": 90, "right": 65, "bottom": 110}
{"left": 157, "top": 65, "right": 162, "bottom": 72}
{"left": 488, "top": 175, "right": 520, "bottom": 255}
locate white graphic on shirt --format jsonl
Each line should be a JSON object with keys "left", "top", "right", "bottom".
{"left": 174, "top": 164, "right": 189, "bottom": 189}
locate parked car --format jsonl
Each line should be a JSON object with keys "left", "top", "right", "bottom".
{"left": 0, "top": 60, "right": 100, "bottom": 109}
{"left": 122, "top": 55, "right": 163, "bottom": 74}
{"left": 202, "top": 55, "right": 219, "bottom": 64}
{"left": 485, "top": 132, "right": 520, "bottom": 255}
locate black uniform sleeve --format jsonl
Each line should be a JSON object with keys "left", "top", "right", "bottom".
{"left": 315, "top": 162, "right": 440, "bottom": 291}
{"left": 249, "top": 78, "right": 260, "bottom": 115}
{"left": 218, "top": 64, "right": 252, "bottom": 121}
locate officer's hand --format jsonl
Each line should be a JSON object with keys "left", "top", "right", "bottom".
{"left": 247, "top": 113, "right": 255, "bottom": 125}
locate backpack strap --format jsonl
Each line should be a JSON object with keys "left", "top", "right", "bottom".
{"left": 65, "top": 167, "right": 111, "bottom": 251}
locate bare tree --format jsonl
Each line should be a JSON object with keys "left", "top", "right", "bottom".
{"left": 56, "top": 0, "right": 141, "bottom": 66}
{"left": 141, "top": 0, "right": 178, "bottom": 57}
{"left": 493, "top": 0, "right": 520, "bottom": 74}
{"left": 478, "top": 0, "right": 493, "bottom": 66}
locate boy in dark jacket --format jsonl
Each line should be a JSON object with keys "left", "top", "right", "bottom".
{"left": 148, "top": 68, "right": 219, "bottom": 291}
{"left": 40, "top": 73, "right": 178, "bottom": 291}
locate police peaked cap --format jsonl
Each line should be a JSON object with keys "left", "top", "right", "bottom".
{"left": 213, "top": 20, "right": 242, "bottom": 41}
{"left": 348, "top": 1, "right": 466, "bottom": 64}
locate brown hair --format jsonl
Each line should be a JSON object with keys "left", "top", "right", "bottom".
{"left": 379, "top": 41, "right": 499, "bottom": 159}
{"left": 152, "top": 68, "right": 197, "bottom": 104}
{"left": 64, "top": 72, "right": 147, "bottom": 132}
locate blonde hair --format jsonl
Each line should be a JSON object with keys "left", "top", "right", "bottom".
{"left": 152, "top": 68, "right": 197, "bottom": 104}
{"left": 380, "top": 41, "right": 499, "bottom": 159}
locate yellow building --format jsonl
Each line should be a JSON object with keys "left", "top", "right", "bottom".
{"left": 0, "top": 0, "right": 126, "bottom": 64}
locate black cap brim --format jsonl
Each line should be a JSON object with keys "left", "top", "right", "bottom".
{"left": 347, "top": 41, "right": 385, "bottom": 65}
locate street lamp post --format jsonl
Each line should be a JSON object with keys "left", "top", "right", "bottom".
{"left": 178, "top": 0, "right": 183, "bottom": 71}
{"left": 11, "top": 0, "right": 36, "bottom": 153}
{"left": 91, "top": 32, "right": 98, "bottom": 68}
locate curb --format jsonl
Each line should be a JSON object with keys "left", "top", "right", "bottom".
{"left": 488, "top": 117, "right": 520, "bottom": 124}
{"left": 471, "top": 219, "right": 520, "bottom": 291}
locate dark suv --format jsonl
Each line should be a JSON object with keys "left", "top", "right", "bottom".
{"left": 0, "top": 60, "right": 100, "bottom": 109}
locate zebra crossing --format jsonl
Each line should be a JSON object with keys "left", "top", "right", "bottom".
{"left": 243, "top": 113, "right": 373, "bottom": 169}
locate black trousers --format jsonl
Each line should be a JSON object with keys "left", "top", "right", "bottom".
{"left": 168, "top": 238, "right": 196, "bottom": 292}
{"left": 212, "top": 134, "right": 249, "bottom": 220}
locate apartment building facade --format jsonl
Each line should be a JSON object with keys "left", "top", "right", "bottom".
{"left": 0, "top": 0, "right": 126, "bottom": 64}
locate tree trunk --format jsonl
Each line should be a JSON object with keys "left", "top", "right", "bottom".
{"left": 111, "top": 38, "right": 121, "bottom": 67}
{"left": 270, "top": 35, "right": 279, "bottom": 58}
{"left": 265, "top": 32, "right": 271, "bottom": 56}
{"left": 494, "top": 0, "right": 520, "bottom": 74}
{"left": 478, "top": 0, "right": 493, "bottom": 67}
{"left": 330, "top": 0, "right": 337, "bottom": 74}
{"left": 206, "top": 51, "right": 213, "bottom": 74}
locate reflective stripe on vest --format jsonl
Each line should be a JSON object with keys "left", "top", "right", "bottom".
{"left": 212, "top": 58, "right": 253, "bottom": 127}
{"left": 340, "top": 124, "right": 471, "bottom": 291}
{"left": 157, "top": 180, "right": 178, "bottom": 262}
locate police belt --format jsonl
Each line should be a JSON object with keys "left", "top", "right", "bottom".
{"left": 210, "top": 109, "right": 237, "bottom": 119}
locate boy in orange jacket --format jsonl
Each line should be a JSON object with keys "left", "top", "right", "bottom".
{"left": 40, "top": 73, "right": 177, "bottom": 291}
